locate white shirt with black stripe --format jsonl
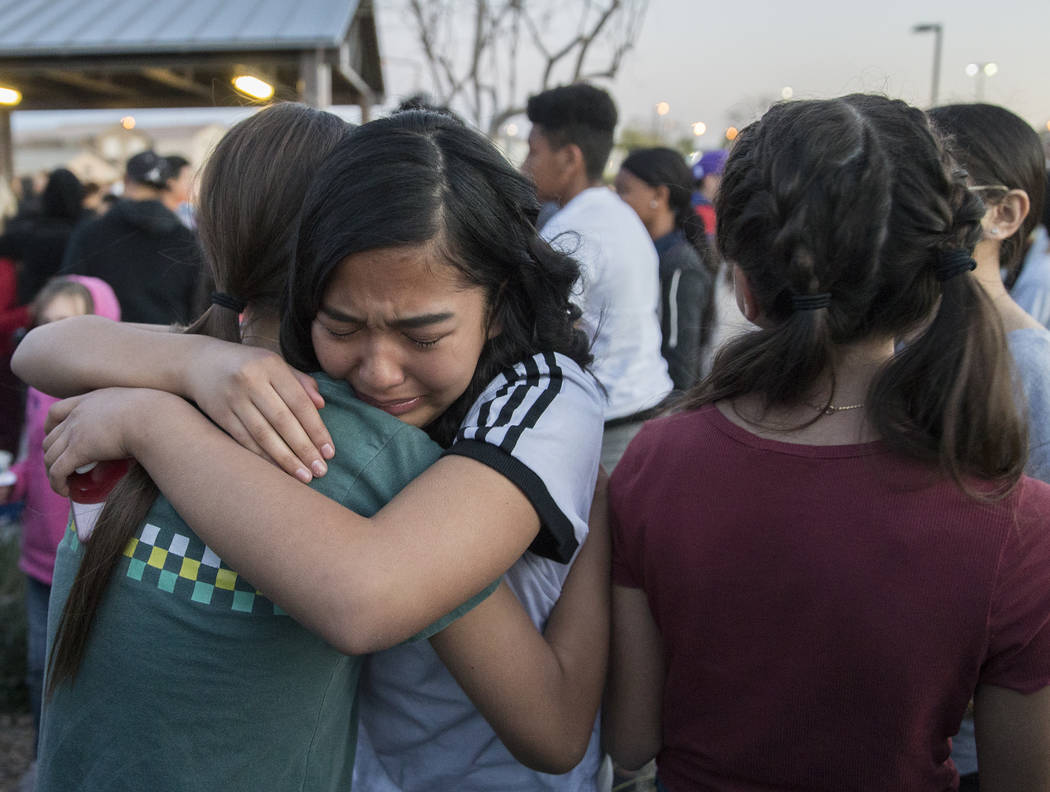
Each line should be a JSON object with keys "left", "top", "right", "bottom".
{"left": 353, "top": 351, "right": 605, "bottom": 792}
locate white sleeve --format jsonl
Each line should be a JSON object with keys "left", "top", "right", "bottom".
{"left": 443, "top": 352, "right": 603, "bottom": 563}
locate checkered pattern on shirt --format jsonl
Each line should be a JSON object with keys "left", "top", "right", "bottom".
{"left": 67, "top": 520, "right": 286, "bottom": 616}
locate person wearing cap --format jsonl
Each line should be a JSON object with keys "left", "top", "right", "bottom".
{"left": 692, "top": 148, "right": 727, "bottom": 238}
{"left": 60, "top": 150, "right": 203, "bottom": 325}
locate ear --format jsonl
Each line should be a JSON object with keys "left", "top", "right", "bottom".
{"left": 983, "top": 189, "right": 1030, "bottom": 240}
{"left": 561, "top": 143, "right": 587, "bottom": 179}
{"left": 654, "top": 184, "right": 671, "bottom": 208}
{"left": 733, "top": 264, "right": 754, "bottom": 319}
{"left": 732, "top": 264, "right": 762, "bottom": 326}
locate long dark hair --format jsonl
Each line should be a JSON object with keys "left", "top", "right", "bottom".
{"left": 281, "top": 109, "right": 592, "bottom": 447}
{"left": 46, "top": 103, "right": 351, "bottom": 696}
{"left": 685, "top": 94, "right": 1025, "bottom": 493}
{"left": 928, "top": 103, "right": 1047, "bottom": 287}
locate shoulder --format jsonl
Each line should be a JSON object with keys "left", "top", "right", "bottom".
{"left": 1014, "top": 474, "right": 1050, "bottom": 516}
{"left": 455, "top": 352, "right": 603, "bottom": 447}
{"left": 660, "top": 238, "right": 706, "bottom": 274}
{"left": 313, "top": 373, "right": 442, "bottom": 502}
{"left": 67, "top": 214, "right": 105, "bottom": 242}
{"left": 315, "top": 372, "right": 439, "bottom": 454}
{"left": 1007, "top": 329, "right": 1050, "bottom": 404}
{"left": 612, "top": 407, "right": 713, "bottom": 478}
{"left": 447, "top": 353, "right": 603, "bottom": 562}
{"left": 1008, "top": 327, "right": 1050, "bottom": 359}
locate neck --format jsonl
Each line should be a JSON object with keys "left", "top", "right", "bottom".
{"left": 240, "top": 308, "right": 281, "bottom": 353}
{"left": 647, "top": 211, "right": 675, "bottom": 241}
{"left": 559, "top": 176, "right": 602, "bottom": 207}
{"left": 973, "top": 237, "right": 1040, "bottom": 333}
{"left": 123, "top": 183, "right": 162, "bottom": 202}
{"left": 725, "top": 335, "right": 895, "bottom": 444}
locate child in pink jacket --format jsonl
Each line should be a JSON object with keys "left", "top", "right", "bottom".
{"left": 2, "top": 275, "right": 119, "bottom": 754}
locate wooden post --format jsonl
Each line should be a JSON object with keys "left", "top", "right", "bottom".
{"left": 300, "top": 50, "right": 332, "bottom": 109}
{"left": 0, "top": 110, "right": 12, "bottom": 198}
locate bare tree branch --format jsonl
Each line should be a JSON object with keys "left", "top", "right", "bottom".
{"left": 404, "top": 0, "right": 648, "bottom": 134}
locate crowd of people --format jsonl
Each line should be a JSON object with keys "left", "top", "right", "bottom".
{"left": 2, "top": 83, "right": 1049, "bottom": 792}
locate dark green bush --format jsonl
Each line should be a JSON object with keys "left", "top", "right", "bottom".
{"left": 0, "top": 522, "right": 28, "bottom": 712}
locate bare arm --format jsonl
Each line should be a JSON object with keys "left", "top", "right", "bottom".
{"left": 43, "top": 388, "right": 540, "bottom": 656}
{"left": 13, "top": 315, "right": 185, "bottom": 397}
{"left": 429, "top": 474, "right": 610, "bottom": 773}
{"left": 602, "top": 583, "right": 665, "bottom": 770}
{"left": 14, "top": 315, "right": 332, "bottom": 476}
{"left": 974, "top": 684, "right": 1050, "bottom": 792}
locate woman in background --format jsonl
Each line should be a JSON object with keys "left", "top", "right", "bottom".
{"left": 616, "top": 147, "right": 718, "bottom": 390}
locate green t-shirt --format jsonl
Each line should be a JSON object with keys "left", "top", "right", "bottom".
{"left": 37, "top": 374, "right": 493, "bottom": 791}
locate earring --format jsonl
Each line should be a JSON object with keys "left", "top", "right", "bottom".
{"left": 989, "top": 226, "right": 1001, "bottom": 237}
{"left": 649, "top": 200, "right": 659, "bottom": 209}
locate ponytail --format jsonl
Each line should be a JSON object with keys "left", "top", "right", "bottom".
{"left": 46, "top": 304, "right": 242, "bottom": 697}
{"left": 869, "top": 261, "right": 1025, "bottom": 493}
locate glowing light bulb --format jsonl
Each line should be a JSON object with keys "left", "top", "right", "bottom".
{"left": 232, "top": 74, "right": 275, "bottom": 101}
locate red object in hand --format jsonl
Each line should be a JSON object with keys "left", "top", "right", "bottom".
{"left": 68, "top": 460, "right": 131, "bottom": 504}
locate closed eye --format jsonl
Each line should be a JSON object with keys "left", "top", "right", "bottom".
{"left": 322, "top": 324, "right": 359, "bottom": 338}
{"left": 405, "top": 334, "right": 441, "bottom": 349}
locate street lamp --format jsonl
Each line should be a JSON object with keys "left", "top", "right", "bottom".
{"left": 965, "top": 62, "right": 997, "bottom": 101}
{"left": 911, "top": 23, "right": 942, "bottom": 107}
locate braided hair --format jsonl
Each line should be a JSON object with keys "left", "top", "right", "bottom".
{"left": 686, "top": 94, "right": 1024, "bottom": 492}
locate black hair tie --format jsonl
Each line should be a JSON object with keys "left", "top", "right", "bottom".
{"left": 790, "top": 292, "right": 831, "bottom": 312}
{"left": 210, "top": 292, "right": 247, "bottom": 313}
{"left": 933, "top": 249, "right": 977, "bottom": 282}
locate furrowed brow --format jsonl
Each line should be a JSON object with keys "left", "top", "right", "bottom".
{"left": 318, "top": 305, "right": 454, "bottom": 329}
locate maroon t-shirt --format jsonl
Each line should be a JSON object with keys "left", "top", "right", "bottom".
{"left": 610, "top": 405, "right": 1050, "bottom": 792}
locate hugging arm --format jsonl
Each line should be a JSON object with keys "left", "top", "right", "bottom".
{"left": 430, "top": 474, "right": 610, "bottom": 772}
{"left": 14, "top": 315, "right": 332, "bottom": 478}
{"left": 43, "top": 388, "right": 540, "bottom": 656}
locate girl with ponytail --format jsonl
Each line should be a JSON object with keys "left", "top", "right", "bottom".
{"left": 603, "top": 95, "right": 1050, "bottom": 791}
{"left": 616, "top": 147, "right": 718, "bottom": 389}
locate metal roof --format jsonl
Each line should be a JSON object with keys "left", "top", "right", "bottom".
{"left": 0, "top": 0, "right": 360, "bottom": 56}
{"left": 0, "top": 0, "right": 383, "bottom": 111}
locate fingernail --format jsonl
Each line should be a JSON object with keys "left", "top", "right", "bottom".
{"left": 321, "top": 443, "right": 334, "bottom": 459}
{"left": 311, "top": 459, "right": 327, "bottom": 477}
{"left": 295, "top": 467, "right": 312, "bottom": 483}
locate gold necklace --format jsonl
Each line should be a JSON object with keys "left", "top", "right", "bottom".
{"left": 818, "top": 402, "right": 864, "bottom": 415}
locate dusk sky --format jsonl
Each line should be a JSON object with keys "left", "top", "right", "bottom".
{"left": 12, "top": 0, "right": 1050, "bottom": 152}
{"left": 598, "top": 0, "right": 1049, "bottom": 142}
